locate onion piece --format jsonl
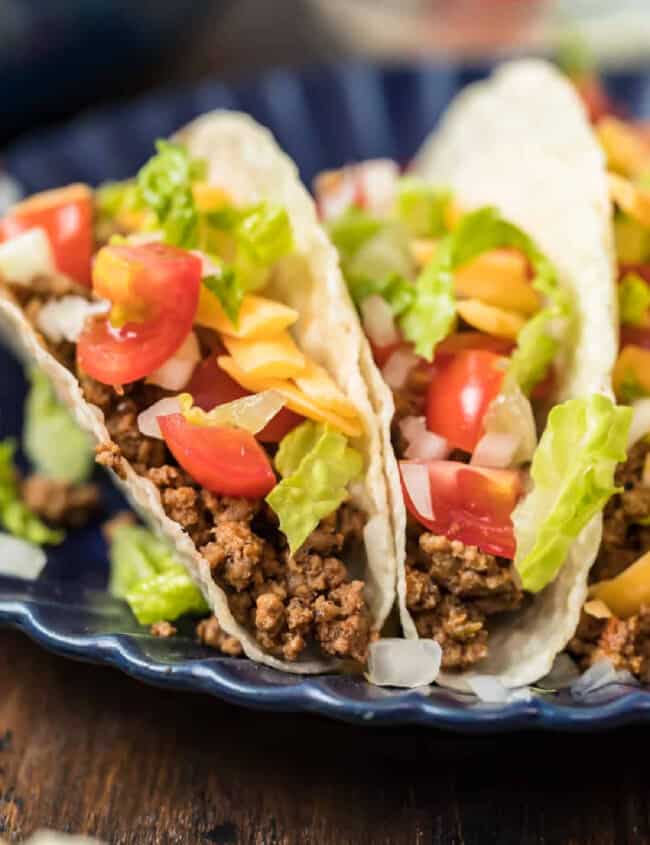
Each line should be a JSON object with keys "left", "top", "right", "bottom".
{"left": 366, "top": 638, "right": 442, "bottom": 687}
{"left": 627, "top": 398, "right": 650, "bottom": 449}
{"left": 137, "top": 397, "right": 183, "bottom": 439}
{"left": 37, "top": 296, "right": 110, "bottom": 344}
{"left": 179, "top": 390, "right": 286, "bottom": 434}
{"left": 146, "top": 331, "right": 200, "bottom": 391}
{"left": 0, "top": 533, "right": 46, "bottom": 581}
{"left": 467, "top": 675, "right": 532, "bottom": 703}
{"left": 361, "top": 295, "right": 399, "bottom": 348}
{"left": 399, "top": 416, "right": 448, "bottom": 461}
{"left": 399, "top": 461, "right": 433, "bottom": 520}
{"left": 357, "top": 159, "right": 400, "bottom": 217}
{"left": 570, "top": 658, "right": 638, "bottom": 701}
{"left": 314, "top": 168, "right": 359, "bottom": 221}
{"left": 382, "top": 347, "right": 419, "bottom": 389}
{"left": 482, "top": 381, "right": 537, "bottom": 466}
{"left": 0, "top": 227, "right": 57, "bottom": 285}
{"left": 471, "top": 432, "right": 520, "bottom": 469}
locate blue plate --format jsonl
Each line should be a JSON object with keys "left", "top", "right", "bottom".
{"left": 3, "top": 62, "right": 650, "bottom": 731}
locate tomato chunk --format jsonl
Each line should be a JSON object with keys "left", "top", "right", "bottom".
{"left": 621, "top": 325, "right": 650, "bottom": 351}
{"left": 159, "top": 414, "right": 276, "bottom": 498}
{"left": 426, "top": 349, "right": 507, "bottom": 454}
{"left": 185, "top": 355, "right": 302, "bottom": 443}
{"left": 0, "top": 184, "right": 93, "bottom": 285}
{"left": 400, "top": 460, "right": 521, "bottom": 558}
{"left": 77, "top": 243, "right": 201, "bottom": 385}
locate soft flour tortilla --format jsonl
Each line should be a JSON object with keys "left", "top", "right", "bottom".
{"left": 363, "top": 60, "right": 617, "bottom": 689}
{"left": 0, "top": 112, "right": 398, "bottom": 673}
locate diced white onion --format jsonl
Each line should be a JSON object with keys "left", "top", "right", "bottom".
{"left": 471, "top": 432, "right": 520, "bottom": 469}
{"left": 399, "top": 461, "right": 433, "bottom": 520}
{"left": 314, "top": 168, "right": 359, "bottom": 221}
{"left": 182, "top": 390, "right": 286, "bottom": 434}
{"left": 482, "top": 383, "right": 537, "bottom": 466}
{"left": 399, "top": 416, "right": 448, "bottom": 461}
{"left": 366, "top": 638, "right": 441, "bottom": 687}
{"left": 627, "top": 398, "right": 650, "bottom": 449}
{"left": 536, "top": 653, "right": 580, "bottom": 691}
{"left": 0, "top": 227, "right": 57, "bottom": 285}
{"left": 0, "top": 533, "right": 46, "bottom": 581}
{"left": 146, "top": 331, "right": 200, "bottom": 391}
{"left": 357, "top": 159, "right": 400, "bottom": 217}
{"left": 570, "top": 658, "right": 638, "bottom": 700}
{"left": 467, "top": 675, "right": 532, "bottom": 703}
{"left": 137, "top": 397, "right": 182, "bottom": 439}
{"left": 36, "top": 296, "right": 110, "bottom": 344}
{"left": 361, "top": 294, "right": 399, "bottom": 348}
{"left": 382, "top": 347, "right": 419, "bottom": 389}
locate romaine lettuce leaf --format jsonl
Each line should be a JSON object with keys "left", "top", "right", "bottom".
{"left": 395, "top": 177, "right": 451, "bottom": 238}
{"left": 514, "top": 395, "right": 632, "bottom": 593}
{"left": 267, "top": 421, "right": 363, "bottom": 554}
{"left": 109, "top": 523, "right": 208, "bottom": 624}
{"left": 0, "top": 440, "right": 63, "bottom": 545}
{"left": 24, "top": 369, "right": 94, "bottom": 484}
{"left": 619, "top": 272, "right": 650, "bottom": 326}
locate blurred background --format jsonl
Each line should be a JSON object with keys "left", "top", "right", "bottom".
{"left": 1, "top": 0, "right": 650, "bottom": 147}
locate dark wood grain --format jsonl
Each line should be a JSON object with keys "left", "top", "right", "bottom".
{"left": 0, "top": 629, "right": 648, "bottom": 845}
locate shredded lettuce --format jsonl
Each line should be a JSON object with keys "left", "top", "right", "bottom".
{"left": 619, "top": 272, "right": 650, "bottom": 326}
{"left": 136, "top": 140, "right": 206, "bottom": 248}
{"left": 133, "top": 141, "right": 294, "bottom": 322}
{"left": 395, "top": 177, "right": 451, "bottom": 238}
{"left": 96, "top": 179, "right": 141, "bottom": 222}
{"left": 24, "top": 369, "right": 94, "bottom": 484}
{"left": 109, "top": 523, "right": 208, "bottom": 624}
{"left": 266, "top": 421, "right": 363, "bottom": 554}
{"left": 0, "top": 440, "right": 63, "bottom": 545}
{"left": 514, "top": 395, "right": 632, "bottom": 593}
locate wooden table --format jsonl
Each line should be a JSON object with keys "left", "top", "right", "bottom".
{"left": 0, "top": 629, "right": 646, "bottom": 844}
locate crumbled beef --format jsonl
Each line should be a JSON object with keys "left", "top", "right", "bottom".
{"left": 10, "top": 280, "right": 373, "bottom": 665}
{"left": 150, "top": 621, "right": 177, "bottom": 638}
{"left": 568, "top": 606, "right": 650, "bottom": 682}
{"left": 196, "top": 615, "right": 243, "bottom": 656}
{"left": 21, "top": 475, "right": 100, "bottom": 528}
{"left": 594, "top": 440, "right": 650, "bottom": 582}
{"left": 405, "top": 529, "right": 523, "bottom": 670}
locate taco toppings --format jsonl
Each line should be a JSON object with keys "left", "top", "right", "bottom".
{"left": 0, "top": 138, "right": 380, "bottom": 666}
{"left": 318, "top": 158, "right": 630, "bottom": 670}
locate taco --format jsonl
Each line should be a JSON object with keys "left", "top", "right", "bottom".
{"left": 563, "top": 76, "right": 650, "bottom": 680}
{"left": 317, "top": 60, "right": 632, "bottom": 689}
{"left": 0, "top": 112, "right": 397, "bottom": 673}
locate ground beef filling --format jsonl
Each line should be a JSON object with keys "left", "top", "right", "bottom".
{"left": 405, "top": 523, "right": 523, "bottom": 670}
{"left": 593, "top": 440, "right": 650, "bottom": 583}
{"left": 21, "top": 475, "right": 100, "bottom": 528}
{"left": 568, "top": 607, "right": 650, "bottom": 682}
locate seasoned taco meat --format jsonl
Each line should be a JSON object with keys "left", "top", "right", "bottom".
{"left": 405, "top": 526, "right": 523, "bottom": 670}
{"left": 196, "top": 615, "right": 243, "bottom": 656}
{"left": 568, "top": 606, "right": 650, "bottom": 682}
{"left": 21, "top": 475, "right": 100, "bottom": 528}
{"left": 593, "top": 439, "right": 650, "bottom": 582}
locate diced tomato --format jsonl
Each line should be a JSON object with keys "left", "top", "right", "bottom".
{"left": 185, "top": 354, "right": 302, "bottom": 443}
{"left": 370, "top": 337, "right": 404, "bottom": 368}
{"left": 435, "top": 331, "right": 515, "bottom": 359}
{"left": 186, "top": 354, "right": 248, "bottom": 410}
{"left": 158, "top": 413, "right": 276, "bottom": 498}
{"left": 426, "top": 349, "right": 507, "bottom": 454}
{"left": 0, "top": 184, "right": 93, "bottom": 285}
{"left": 77, "top": 243, "right": 201, "bottom": 385}
{"left": 400, "top": 460, "right": 521, "bottom": 558}
{"left": 621, "top": 325, "right": 650, "bottom": 351}
{"left": 531, "top": 366, "right": 556, "bottom": 401}
{"left": 574, "top": 75, "right": 617, "bottom": 124}
{"left": 620, "top": 263, "right": 650, "bottom": 286}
